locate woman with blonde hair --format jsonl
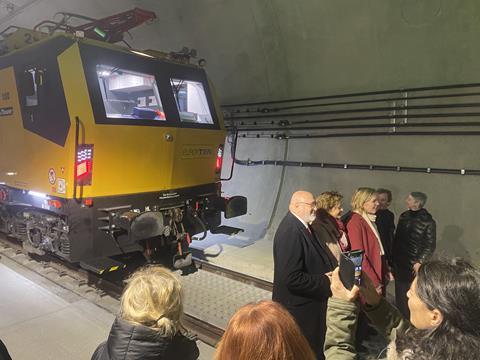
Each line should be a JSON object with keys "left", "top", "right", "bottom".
{"left": 214, "top": 300, "right": 315, "bottom": 360}
{"left": 345, "top": 187, "right": 387, "bottom": 294}
{"left": 311, "top": 191, "right": 350, "bottom": 262}
{"left": 91, "top": 266, "right": 198, "bottom": 360}
{"left": 344, "top": 187, "right": 389, "bottom": 351}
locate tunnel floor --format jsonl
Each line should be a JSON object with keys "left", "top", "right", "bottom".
{"left": 190, "top": 233, "right": 274, "bottom": 282}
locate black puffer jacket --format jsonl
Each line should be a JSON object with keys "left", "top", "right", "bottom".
{"left": 393, "top": 208, "right": 436, "bottom": 276}
{"left": 0, "top": 339, "right": 12, "bottom": 360}
{"left": 91, "top": 317, "right": 199, "bottom": 360}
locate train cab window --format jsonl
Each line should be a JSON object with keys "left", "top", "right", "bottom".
{"left": 170, "top": 78, "right": 213, "bottom": 124}
{"left": 96, "top": 65, "right": 166, "bottom": 120}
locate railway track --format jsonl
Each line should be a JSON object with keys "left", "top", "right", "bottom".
{"left": 193, "top": 257, "right": 273, "bottom": 292}
{"left": 0, "top": 236, "right": 271, "bottom": 347}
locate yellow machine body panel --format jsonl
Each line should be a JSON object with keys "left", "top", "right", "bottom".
{"left": 0, "top": 66, "right": 72, "bottom": 197}
{"left": 82, "top": 126, "right": 225, "bottom": 196}
{"left": 171, "top": 128, "right": 225, "bottom": 189}
{"left": 0, "top": 37, "right": 226, "bottom": 199}
{"left": 57, "top": 42, "right": 226, "bottom": 198}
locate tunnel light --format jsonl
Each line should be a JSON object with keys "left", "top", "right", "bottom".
{"left": 76, "top": 145, "right": 94, "bottom": 185}
{"left": 130, "top": 50, "right": 155, "bottom": 58}
{"left": 5, "top": 172, "right": 17, "bottom": 176}
{"left": 28, "top": 190, "right": 47, "bottom": 199}
{"left": 93, "top": 27, "right": 107, "bottom": 39}
{"left": 215, "top": 145, "right": 224, "bottom": 174}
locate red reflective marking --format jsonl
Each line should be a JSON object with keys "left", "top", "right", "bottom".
{"left": 76, "top": 160, "right": 92, "bottom": 178}
{"left": 84, "top": 198, "right": 93, "bottom": 207}
{"left": 47, "top": 200, "right": 62, "bottom": 209}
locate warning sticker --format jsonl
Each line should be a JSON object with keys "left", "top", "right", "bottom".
{"left": 57, "top": 178, "right": 66, "bottom": 194}
{"left": 0, "top": 107, "right": 13, "bottom": 117}
{"left": 48, "top": 168, "right": 56, "bottom": 185}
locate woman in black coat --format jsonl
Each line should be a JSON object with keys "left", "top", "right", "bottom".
{"left": 311, "top": 191, "right": 349, "bottom": 263}
{"left": 91, "top": 266, "right": 199, "bottom": 360}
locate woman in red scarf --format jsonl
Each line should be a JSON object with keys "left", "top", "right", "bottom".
{"left": 311, "top": 191, "right": 350, "bottom": 263}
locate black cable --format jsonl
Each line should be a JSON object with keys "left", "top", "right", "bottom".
{"left": 191, "top": 215, "right": 207, "bottom": 241}
{"left": 225, "top": 91, "right": 480, "bottom": 115}
{"left": 227, "top": 102, "right": 480, "bottom": 121}
{"left": 221, "top": 130, "right": 238, "bottom": 181}
{"left": 227, "top": 112, "right": 480, "bottom": 127}
{"left": 239, "top": 130, "right": 480, "bottom": 139}
{"left": 234, "top": 158, "right": 480, "bottom": 176}
{"left": 222, "top": 83, "right": 480, "bottom": 107}
{"left": 229, "top": 120, "right": 480, "bottom": 133}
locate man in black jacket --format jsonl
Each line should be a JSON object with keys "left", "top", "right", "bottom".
{"left": 393, "top": 191, "right": 436, "bottom": 318}
{"left": 375, "top": 188, "right": 395, "bottom": 267}
{"left": 272, "top": 190, "right": 336, "bottom": 360}
{"left": 0, "top": 339, "right": 12, "bottom": 360}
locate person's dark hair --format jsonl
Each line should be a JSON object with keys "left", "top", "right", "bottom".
{"left": 395, "top": 258, "right": 480, "bottom": 359}
{"left": 376, "top": 188, "right": 392, "bottom": 203}
{"left": 410, "top": 191, "right": 427, "bottom": 207}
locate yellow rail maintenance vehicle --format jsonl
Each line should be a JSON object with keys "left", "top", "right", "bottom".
{"left": 0, "top": 9, "right": 246, "bottom": 273}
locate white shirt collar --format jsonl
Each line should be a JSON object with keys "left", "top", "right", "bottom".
{"left": 291, "top": 211, "right": 309, "bottom": 229}
{"left": 354, "top": 210, "right": 385, "bottom": 256}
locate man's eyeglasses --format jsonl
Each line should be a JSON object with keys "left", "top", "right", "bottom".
{"left": 297, "top": 201, "right": 317, "bottom": 209}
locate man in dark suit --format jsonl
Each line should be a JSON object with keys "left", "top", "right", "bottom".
{"left": 272, "top": 190, "right": 336, "bottom": 360}
{"left": 375, "top": 188, "right": 395, "bottom": 267}
{"left": 0, "top": 339, "right": 12, "bottom": 360}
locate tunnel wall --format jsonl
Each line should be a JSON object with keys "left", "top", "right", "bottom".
{"left": 175, "top": 0, "right": 480, "bottom": 264}
{"left": 220, "top": 134, "right": 479, "bottom": 264}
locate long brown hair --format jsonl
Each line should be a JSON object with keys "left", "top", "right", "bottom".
{"left": 214, "top": 300, "right": 315, "bottom": 360}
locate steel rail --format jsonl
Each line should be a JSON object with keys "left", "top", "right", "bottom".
{"left": 193, "top": 257, "right": 273, "bottom": 292}
{"left": 183, "top": 314, "right": 224, "bottom": 347}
